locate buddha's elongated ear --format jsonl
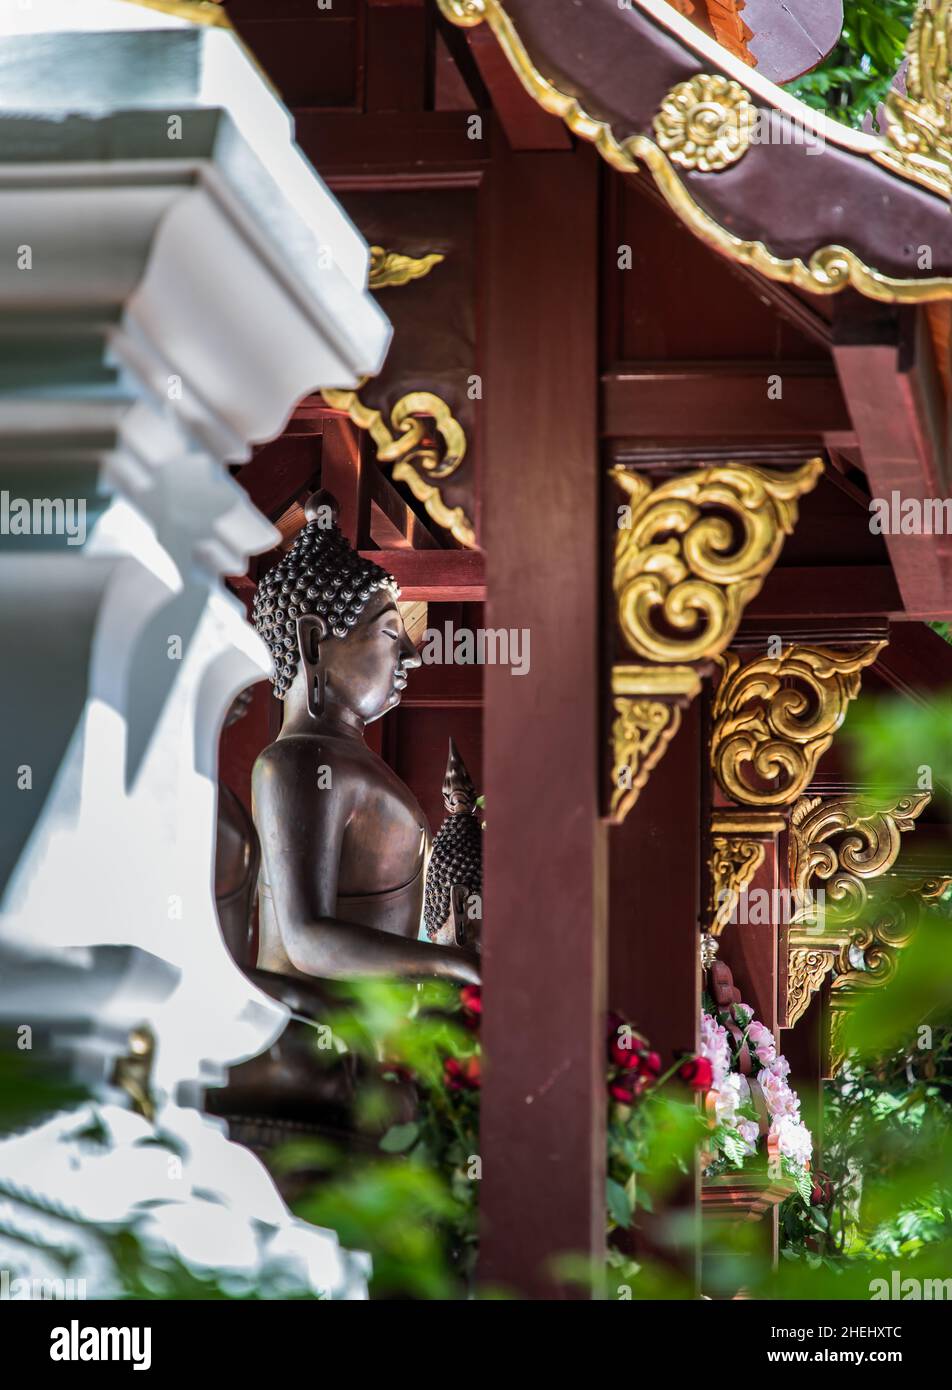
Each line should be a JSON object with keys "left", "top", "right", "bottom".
{"left": 297, "top": 612, "right": 330, "bottom": 666}
{"left": 297, "top": 614, "right": 330, "bottom": 718}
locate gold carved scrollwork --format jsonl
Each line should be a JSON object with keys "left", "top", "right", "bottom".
{"left": 711, "top": 643, "right": 885, "bottom": 806}
{"left": 784, "top": 792, "right": 931, "bottom": 1027}
{"left": 708, "top": 834, "right": 765, "bottom": 934}
{"left": 653, "top": 74, "right": 755, "bottom": 173}
{"left": 611, "top": 459, "right": 822, "bottom": 664}
{"left": 875, "top": 0, "right": 952, "bottom": 201}
{"left": 826, "top": 876, "right": 952, "bottom": 1072}
{"left": 787, "top": 946, "right": 839, "bottom": 1035}
{"left": 369, "top": 247, "right": 445, "bottom": 290}
{"left": 611, "top": 700, "right": 682, "bottom": 824}
{"left": 321, "top": 387, "right": 475, "bottom": 548}
{"left": 609, "top": 664, "right": 700, "bottom": 823}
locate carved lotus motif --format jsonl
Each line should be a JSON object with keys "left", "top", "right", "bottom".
{"left": 654, "top": 74, "right": 755, "bottom": 173}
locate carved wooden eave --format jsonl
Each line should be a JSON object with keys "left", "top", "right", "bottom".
{"left": 438, "top": 0, "right": 952, "bottom": 303}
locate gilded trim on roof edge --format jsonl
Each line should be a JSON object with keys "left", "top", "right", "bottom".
{"left": 436, "top": 0, "right": 952, "bottom": 303}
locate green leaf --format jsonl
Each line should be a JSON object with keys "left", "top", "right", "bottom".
{"left": 606, "top": 1177, "right": 633, "bottom": 1229}
{"left": 379, "top": 1122, "right": 420, "bottom": 1154}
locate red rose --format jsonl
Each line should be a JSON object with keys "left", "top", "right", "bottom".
{"left": 444, "top": 1055, "right": 481, "bottom": 1092}
{"left": 607, "top": 1019, "right": 649, "bottom": 1066}
{"left": 640, "top": 1051, "right": 662, "bottom": 1080}
{"left": 678, "top": 1055, "right": 713, "bottom": 1091}
{"left": 460, "top": 985, "right": 482, "bottom": 1018}
{"left": 609, "top": 1037, "right": 640, "bottom": 1070}
{"left": 811, "top": 1172, "right": 833, "bottom": 1206}
{"left": 609, "top": 1079, "right": 637, "bottom": 1104}
{"left": 609, "top": 1072, "right": 654, "bottom": 1105}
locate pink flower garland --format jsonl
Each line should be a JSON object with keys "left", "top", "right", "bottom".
{"left": 700, "top": 1002, "right": 812, "bottom": 1177}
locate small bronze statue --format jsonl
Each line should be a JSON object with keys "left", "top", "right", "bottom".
{"left": 250, "top": 491, "right": 479, "bottom": 986}
{"left": 424, "top": 738, "right": 482, "bottom": 950}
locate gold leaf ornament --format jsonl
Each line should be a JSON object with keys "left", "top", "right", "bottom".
{"left": 653, "top": 74, "right": 756, "bottom": 173}
{"left": 708, "top": 834, "right": 766, "bottom": 933}
{"left": 876, "top": 0, "right": 952, "bottom": 200}
{"left": 611, "top": 459, "right": 822, "bottom": 664}
{"left": 711, "top": 642, "right": 885, "bottom": 806}
{"left": 369, "top": 247, "right": 445, "bottom": 290}
{"left": 784, "top": 791, "right": 931, "bottom": 1027}
{"left": 321, "top": 387, "right": 474, "bottom": 547}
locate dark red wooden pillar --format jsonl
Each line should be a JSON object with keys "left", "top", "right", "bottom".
{"left": 609, "top": 700, "right": 702, "bottom": 1287}
{"left": 479, "top": 135, "right": 607, "bottom": 1297}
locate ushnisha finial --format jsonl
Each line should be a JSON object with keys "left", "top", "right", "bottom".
{"left": 303, "top": 489, "right": 340, "bottom": 526}
{"left": 442, "top": 737, "right": 478, "bottom": 816}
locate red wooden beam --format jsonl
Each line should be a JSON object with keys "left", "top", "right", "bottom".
{"left": 293, "top": 111, "right": 490, "bottom": 185}
{"left": 320, "top": 416, "right": 371, "bottom": 548}
{"left": 745, "top": 565, "right": 903, "bottom": 620}
{"left": 364, "top": 3, "right": 426, "bottom": 113}
{"left": 357, "top": 547, "right": 485, "bottom": 601}
{"left": 602, "top": 365, "right": 852, "bottom": 440}
{"left": 464, "top": 25, "right": 571, "bottom": 151}
{"left": 833, "top": 302, "right": 951, "bottom": 615}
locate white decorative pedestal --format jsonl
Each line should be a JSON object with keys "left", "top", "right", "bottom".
{"left": 0, "top": 0, "right": 390, "bottom": 1299}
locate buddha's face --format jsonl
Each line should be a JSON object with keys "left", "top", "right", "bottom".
{"left": 301, "top": 591, "right": 420, "bottom": 725}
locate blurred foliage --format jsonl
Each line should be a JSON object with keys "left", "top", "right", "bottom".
{"left": 276, "top": 978, "right": 481, "bottom": 1299}
{"left": 718, "top": 688, "right": 952, "bottom": 1300}
{"left": 787, "top": 1, "right": 916, "bottom": 129}
{"left": 0, "top": 1049, "right": 88, "bottom": 1138}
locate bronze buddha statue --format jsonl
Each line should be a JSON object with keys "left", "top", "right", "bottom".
{"left": 250, "top": 491, "right": 479, "bottom": 986}
{"left": 423, "top": 738, "right": 483, "bottom": 950}
{"left": 208, "top": 493, "right": 476, "bottom": 1157}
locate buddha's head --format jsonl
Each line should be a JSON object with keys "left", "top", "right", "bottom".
{"left": 252, "top": 491, "right": 420, "bottom": 725}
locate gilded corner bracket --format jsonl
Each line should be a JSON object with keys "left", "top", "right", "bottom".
{"left": 322, "top": 386, "right": 475, "bottom": 548}
{"left": 611, "top": 459, "right": 822, "bottom": 665}
{"left": 707, "top": 811, "right": 786, "bottom": 936}
{"left": 609, "top": 664, "right": 700, "bottom": 825}
{"left": 436, "top": 0, "right": 952, "bottom": 302}
{"left": 711, "top": 641, "right": 886, "bottom": 807}
{"left": 783, "top": 791, "right": 932, "bottom": 1030}
{"left": 323, "top": 245, "right": 476, "bottom": 549}
{"left": 608, "top": 458, "right": 822, "bottom": 820}
{"left": 827, "top": 874, "right": 952, "bottom": 1072}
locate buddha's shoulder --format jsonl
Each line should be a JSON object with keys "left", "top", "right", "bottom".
{"left": 253, "top": 733, "right": 378, "bottom": 785}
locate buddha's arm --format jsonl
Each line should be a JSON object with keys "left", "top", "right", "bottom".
{"left": 255, "top": 753, "right": 480, "bottom": 985}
